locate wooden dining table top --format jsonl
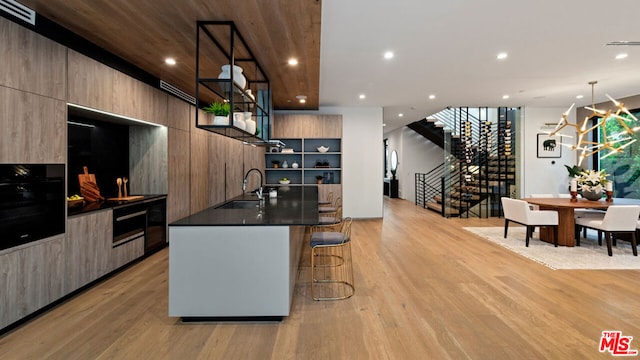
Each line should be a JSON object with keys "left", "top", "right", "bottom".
{"left": 524, "top": 197, "right": 640, "bottom": 209}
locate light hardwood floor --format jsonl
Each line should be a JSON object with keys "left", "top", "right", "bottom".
{"left": 1, "top": 198, "right": 639, "bottom": 359}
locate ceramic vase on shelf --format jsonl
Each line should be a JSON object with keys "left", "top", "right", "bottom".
{"left": 232, "top": 112, "right": 246, "bottom": 131}
{"left": 582, "top": 189, "right": 602, "bottom": 201}
{"left": 218, "top": 64, "right": 247, "bottom": 91}
{"left": 244, "top": 111, "right": 256, "bottom": 134}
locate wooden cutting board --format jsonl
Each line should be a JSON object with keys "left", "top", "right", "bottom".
{"left": 78, "top": 166, "right": 104, "bottom": 202}
{"left": 106, "top": 195, "right": 144, "bottom": 202}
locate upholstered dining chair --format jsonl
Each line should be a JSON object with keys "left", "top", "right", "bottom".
{"left": 575, "top": 205, "right": 640, "bottom": 256}
{"left": 528, "top": 193, "right": 554, "bottom": 211}
{"left": 309, "top": 217, "right": 354, "bottom": 301}
{"left": 501, "top": 197, "right": 559, "bottom": 247}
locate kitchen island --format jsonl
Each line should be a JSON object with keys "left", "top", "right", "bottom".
{"left": 168, "top": 186, "right": 318, "bottom": 320}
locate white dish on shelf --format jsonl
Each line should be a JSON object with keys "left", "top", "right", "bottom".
{"left": 317, "top": 146, "right": 329, "bottom": 153}
{"left": 279, "top": 180, "right": 291, "bottom": 184}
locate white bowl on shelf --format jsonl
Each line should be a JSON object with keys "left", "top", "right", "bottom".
{"left": 317, "top": 146, "right": 329, "bottom": 153}
{"left": 279, "top": 179, "right": 291, "bottom": 185}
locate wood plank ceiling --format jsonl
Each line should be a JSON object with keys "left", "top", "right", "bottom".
{"left": 19, "top": 0, "right": 322, "bottom": 110}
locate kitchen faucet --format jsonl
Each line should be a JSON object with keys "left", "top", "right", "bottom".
{"left": 242, "top": 168, "right": 264, "bottom": 199}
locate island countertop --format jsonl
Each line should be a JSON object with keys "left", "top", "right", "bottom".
{"left": 169, "top": 186, "right": 319, "bottom": 227}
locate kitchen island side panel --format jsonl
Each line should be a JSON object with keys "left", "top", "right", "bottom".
{"left": 169, "top": 225, "right": 302, "bottom": 317}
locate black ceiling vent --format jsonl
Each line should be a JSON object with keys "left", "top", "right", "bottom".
{"left": 0, "top": 0, "right": 35, "bottom": 25}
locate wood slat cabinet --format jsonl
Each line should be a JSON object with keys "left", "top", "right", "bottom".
{"left": 65, "top": 210, "right": 113, "bottom": 294}
{"left": 272, "top": 114, "right": 342, "bottom": 138}
{"left": 0, "top": 236, "right": 65, "bottom": 330}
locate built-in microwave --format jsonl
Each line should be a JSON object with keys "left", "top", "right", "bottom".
{"left": 0, "top": 164, "right": 65, "bottom": 251}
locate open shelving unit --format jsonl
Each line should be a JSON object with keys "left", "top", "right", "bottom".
{"left": 265, "top": 138, "right": 341, "bottom": 186}
{"left": 195, "top": 21, "right": 272, "bottom": 144}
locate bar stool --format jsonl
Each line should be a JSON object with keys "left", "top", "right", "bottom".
{"left": 310, "top": 217, "right": 354, "bottom": 301}
{"left": 319, "top": 196, "right": 341, "bottom": 213}
{"left": 318, "top": 206, "right": 342, "bottom": 225}
{"left": 318, "top": 191, "right": 333, "bottom": 206}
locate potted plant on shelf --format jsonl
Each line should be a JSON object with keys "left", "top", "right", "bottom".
{"left": 272, "top": 160, "right": 280, "bottom": 169}
{"left": 203, "top": 101, "right": 230, "bottom": 125}
{"left": 316, "top": 175, "right": 323, "bottom": 184}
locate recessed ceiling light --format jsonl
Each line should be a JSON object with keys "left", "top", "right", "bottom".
{"left": 383, "top": 123, "right": 387, "bottom": 127}
{"left": 359, "top": 94, "right": 366, "bottom": 99}
{"left": 615, "top": 53, "right": 628, "bottom": 60}
{"left": 502, "top": 95, "right": 510, "bottom": 99}
{"left": 384, "top": 51, "right": 394, "bottom": 60}
{"left": 296, "top": 95, "right": 307, "bottom": 104}
{"left": 428, "top": 94, "right": 436, "bottom": 100}
{"left": 497, "top": 52, "right": 508, "bottom": 60}
{"left": 398, "top": 113, "right": 404, "bottom": 117}
{"left": 576, "top": 95, "right": 584, "bottom": 99}
{"left": 288, "top": 58, "right": 299, "bottom": 66}
{"left": 299, "top": 99, "right": 306, "bottom": 104}
{"left": 165, "top": 57, "right": 176, "bottom": 65}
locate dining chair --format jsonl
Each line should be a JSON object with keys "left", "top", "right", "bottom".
{"left": 575, "top": 205, "right": 640, "bottom": 256}
{"left": 528, "top": 193, "right": 554, "bottom": 211}
{"left": 309, "top": 217, "right": 354, "bottom": 301}
{"left": 501, "top": 197, "right": 559, "bottom": 247}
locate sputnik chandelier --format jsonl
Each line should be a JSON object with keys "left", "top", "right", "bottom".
{"left": 547, "top": 81, "right": 640, "bottom": 166}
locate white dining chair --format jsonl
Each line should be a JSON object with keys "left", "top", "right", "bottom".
{"left": 575, "top": 205, "right": 640, "bottom": 256}
{"left": 501, "top": 197, "right": 559, "bottom": 247}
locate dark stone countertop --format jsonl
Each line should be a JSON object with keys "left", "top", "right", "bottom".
{"left": 170, "top": 186, "right": 319, "bottom": 227}
{"left": 67, "top": 194, "right": 167, "bottom": 217}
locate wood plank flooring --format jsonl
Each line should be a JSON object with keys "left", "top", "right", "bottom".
{"left": 2, "top": 198, "right": 639, "bottom": 359}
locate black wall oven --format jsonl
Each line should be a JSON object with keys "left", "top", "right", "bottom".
{"left": 0, "top": 164, "right": 65, "bottom": 251}
{"left": 112, "top": 197, "right": 166, "bottom": 254}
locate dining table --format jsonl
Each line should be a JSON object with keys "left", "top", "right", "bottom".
{"left": 523, "top": 197, "right": 640, "bottom": 247}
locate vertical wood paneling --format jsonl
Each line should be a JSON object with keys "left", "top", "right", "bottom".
{"left": 112, "top": 71, "right": 168, "bottom": 125}
{"left": 208, "top": 132, "right": 227, "bottom": 206}
{"left": 0, "top": 18, "right": 66, "bottom": 100}
{"left": 0, "top": 86, "right": 66, "bottom": 163}
{"left": 0, "top": 236, "right": 65, "bottom": 330}
{"left": 65, "top": 211, "right": 113, "bottom": 294}
{"left": 167, "top": 95, "right": 191, "bottom": 131}
{"left": 190, "top": 109, "right": 209, "bottom": 213}
{"left": 129, "top": 126, "right": 168, "bottom": 195}
{"left": 67, "top": 50, "right": 115, "bottom": 112}
{"left": 168, "top": 128, "right": 191, "bottom": 223}
{"left": 225, "top": 136, "right": 244, "bottom": 200}
{"left": 242, "top": 142, "right": 266, "bottom": 192}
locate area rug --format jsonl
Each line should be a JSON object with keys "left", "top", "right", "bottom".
{"left": 463, "top": 227, "right": 640, "bottom": 270}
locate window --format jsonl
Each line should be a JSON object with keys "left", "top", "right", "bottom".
{"left": 599, "top": 108, "right": 640, "bottom": 199}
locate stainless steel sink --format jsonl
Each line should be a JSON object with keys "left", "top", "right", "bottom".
{"left": 217, "top": 200, "right": 261, "bottom": 209}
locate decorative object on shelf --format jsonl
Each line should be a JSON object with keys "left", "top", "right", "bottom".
{"left": 279, "top": 178, "right": 290, "bottom": 185}
{"left": 243, "top": 111, "right": 256, "bottom": 134}
{"left": 272, "top": 160, "right": 280, "bottom": 168}
{"left": 203, "top": 101, "right": 230, "bottom": 126}
{"left": 314, "top": 160, "right": 330, "bottom": 168}
{"left": 282, "top": 160, "right": 289, "bottom": 168}
{"left": 291, "top": 161, "right": 299, "bottom": 169}
{"left": 316, "top": 175, "right": 323, "bottom": 184}
{"left": 233, "top": 112, "right": 246, "bottom": 130}
{"left": 317, "top": 146, "right": 329, "bottom": 153}
{"left": 218, "top": 64, "right": 247, "bottom": 90}
{"left": 549, "top": 81, "right": 640, "bottom": 166}
{"left": 281, "top": 148, "right": 294, "bottom": 153}
{"left": 575, "top": 169, "right": 609, "bottom": 201}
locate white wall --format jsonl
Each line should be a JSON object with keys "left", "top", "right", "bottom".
{"left": 521, "top": 107, "right": 577, "bottom": 197}
{"left": 277, "top": 106, "right": 384, "bottom": 219}
{"left": 386, "top": 126, "right": 443, "bottom": 203}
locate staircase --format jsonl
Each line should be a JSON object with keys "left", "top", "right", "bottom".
{"left": 413, "top": 107, "right": 518, "bottom": 217}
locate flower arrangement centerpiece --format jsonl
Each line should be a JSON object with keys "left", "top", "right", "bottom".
{"left": 575, "top": 169, "right": 609, "bottom": 200}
